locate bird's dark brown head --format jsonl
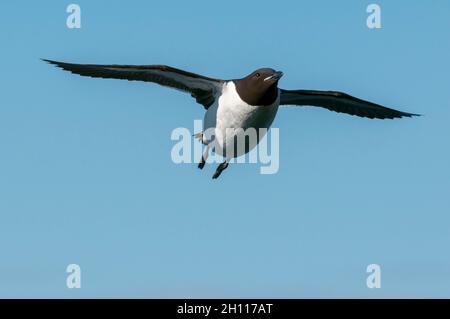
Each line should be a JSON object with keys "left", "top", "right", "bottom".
{"left": 234, "top": 68, "right": 283, "bottom": 106}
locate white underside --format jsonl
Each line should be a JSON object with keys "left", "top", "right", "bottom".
{"left": 203, "top": 81, "right": 280, "bottom": 159}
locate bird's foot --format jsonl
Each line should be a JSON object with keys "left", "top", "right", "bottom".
{"left": 212, "top": 161, "right": 229, "bottom": 179}
{"left": 193, "top": 132, "right": 203, "bottom": 143}
{"left": 198, "top": 157, "right": 206, "bottom": 170}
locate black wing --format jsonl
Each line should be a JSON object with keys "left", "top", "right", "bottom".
{"left": 279, "top": 89, "right": 419, "bottom": 119}
{"left": 43, "top": 59, "right": 224, "bottom": 109}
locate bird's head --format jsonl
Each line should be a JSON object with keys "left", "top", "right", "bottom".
{"left": 234, "top": 68, "right": 284, "bottom": 106}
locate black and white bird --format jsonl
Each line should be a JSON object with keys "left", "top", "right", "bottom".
{"left": 43, "top": 60, "right": 419, "bottom": 179}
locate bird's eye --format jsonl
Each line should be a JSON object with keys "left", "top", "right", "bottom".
{"left": 255, "top": 73, "right": 260, "bottom": 77}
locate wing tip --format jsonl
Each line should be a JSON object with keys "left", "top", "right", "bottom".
{"left": 398, "top": 112, "right": 421, "bottom": 119}
{"left": 365, "top": 110, "right": 421, "bottom": 120}
{"left": 41, "top": 58, "right": 56, "bottom": 64}
{"left": 42, "top": 58, "right": 65, "bottom": 68}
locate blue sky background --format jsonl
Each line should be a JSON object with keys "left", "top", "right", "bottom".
{"left": 0, "top": 1, "right": 449, "bottom": 298}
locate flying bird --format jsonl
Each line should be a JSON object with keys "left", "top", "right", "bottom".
{"left": 43, "top": 59, "right": 419, "bottom": 179}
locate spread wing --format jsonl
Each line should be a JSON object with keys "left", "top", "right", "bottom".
{"left": 279, "top": 89, "right": 419, "bottom": 119}
{"left": 43, "top": 59, "right": 224, "bottom": 109}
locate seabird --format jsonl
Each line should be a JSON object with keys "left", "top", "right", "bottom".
{"left": 43, "top": 60, "right": 419, "bottom": 179}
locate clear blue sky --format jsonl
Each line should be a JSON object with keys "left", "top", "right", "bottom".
{"left": 0, "top": 1, "right": 449, "bottom": 298}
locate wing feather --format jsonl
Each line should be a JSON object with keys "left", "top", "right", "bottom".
{"left": 280, "top": 89, "right": 419, "bottom": 119}
{"left": 43, "top": 59, "right": 224, "bottom": 109}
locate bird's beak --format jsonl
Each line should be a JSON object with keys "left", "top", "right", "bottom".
{"left": 264, "top": 71, "right": 284, "bottom": 82}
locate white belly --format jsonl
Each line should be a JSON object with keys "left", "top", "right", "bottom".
{"left": 203, "top": 81, "right": 279, "bottom": 158}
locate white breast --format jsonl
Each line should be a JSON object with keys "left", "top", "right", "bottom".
{"left": 203, "top": 81, "right": 279, "bottom": 158}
